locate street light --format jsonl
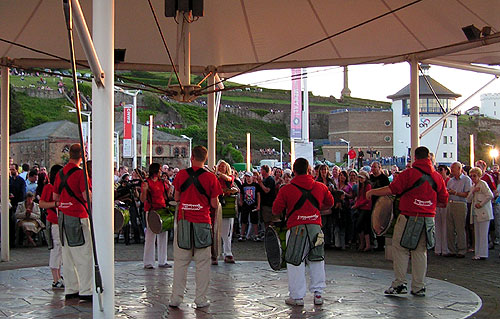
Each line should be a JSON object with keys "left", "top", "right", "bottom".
{"left": 67, "top": 106, "right": 91, "bottom": 159}
{"left": 490, "top": 148, "right": 499, "bottom": 166}
{"left": 339, "top": 138, "right": 350, "bottom": 168}
{"left": 181, "top": 134, "right": 193, "bottom": 163}
{"left": 272, "top": 136, "right": 283, "bottom": 169}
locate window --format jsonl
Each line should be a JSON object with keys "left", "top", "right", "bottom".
{"left": 450, "top": 136, "right": 453, "bottom": 144}
{"left": 449, "top": 120, "right": 452, "bottom": 128}
{"left": 384, "top": 120, "right": 391, "bottom": 126}
{"left": 384, "top": 136, "right": 392, "bottom": 142}
{"left": 174, "top": 147, "right": 180, "bottom": 157}
{"left": 495, "top": 111, "right": 497, "bottom": 116}
{"left": 450, "top": 152, "right": 453, "bottom": 158}
{"left": 443, "top": 152, "right": 448, "bottom": 158}
{"left": 181, "top": 148, "right": 187, "bottom": 157}
{"left": 443, "top": 136, "right": 448, "bottom": 144}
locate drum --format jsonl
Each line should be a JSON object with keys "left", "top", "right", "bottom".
{"left": 147, "top": 207, "right": 175, "bottom": 234}
{"left": 114, "top": 205, "right": 130, "bottom": 233}
{"left": 221, "top": 195, "right": 237, "bottom": 219}
{"left": 264, "top": 225, "right": 287, "bottom": 271}
{"left": 371, "top": 195, "right": 395, "bottom": 236}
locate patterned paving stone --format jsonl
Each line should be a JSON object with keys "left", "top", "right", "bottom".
{"left": 0, "top": 261, "right": 480, "bottom": 318}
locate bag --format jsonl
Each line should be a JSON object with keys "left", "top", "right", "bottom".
{"left": 285, "top": 225, "right": 308, "bottom": 266}
{"left": 400, "top": 216, "right": 425, "bottom": 250}
{"left": 45, "top": 221, "right": 54, "bottom": 250}
{"left": 177, "top": 219, "right": 193, "bottom": 250}
{"left": 61, "top": 214, "right": 85, "bottom": 247}
{"left": 193, "top": 222, "right": 212, "bottom": 249}
{"left": 306, "top": 224, "right": 325, "bottom": 262}
{"left": 424, "top": 217, "right": 435, "bottom": 250}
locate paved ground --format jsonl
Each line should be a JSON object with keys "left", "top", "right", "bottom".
{"left": 1, "top": 239, "right": 499, "bottom": 318}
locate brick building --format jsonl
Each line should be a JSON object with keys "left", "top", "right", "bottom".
{"left": 322, "top": 108, "right": 393, "bottom": 163}
{"left": 9, "top": 120, "right": 189, "bottom": 169}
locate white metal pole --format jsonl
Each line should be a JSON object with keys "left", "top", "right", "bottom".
{"left": 132, "top": 93, "right": 137, "bottom": 169}
{"left": 280, "top": 140, "right": 283, "bottom": 169}
{"left": 92, "top": 0, "right": 114, "bottom": 316}
{"left": 189, "top": 138, "right": 192, "bottom": 161}
{"left": 347, "top": 141, "right": 350, "bottom": 169}
{"left": 409, "top": 57, "right": 420, "bottom": 162}
{"left": 1, "top": 66, "right": 10, "bottom": 261}
{"left": 246, "top": 133, "right": 251, "bottom": 172}
{"left": 88, "top": 113, "right": 91, "bottom": 160}
{"left": 208, "top": 75, "right": 216, "bottom": 168}
{"left": 149, "top": 115, "right": 153, "bottom": 165}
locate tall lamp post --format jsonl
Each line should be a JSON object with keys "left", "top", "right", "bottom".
{"left": 181, "top": 134, "right": 193, "bottom": 163}
{"left": 272, "top": 136, "right": 283, "bottom": 169}
{"left": 339, "top": 138, "right": 350, "bottom": 168}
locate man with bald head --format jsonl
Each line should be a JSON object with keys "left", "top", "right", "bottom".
{"left": 446, "top": 162, "right": 471, "bottom": 258}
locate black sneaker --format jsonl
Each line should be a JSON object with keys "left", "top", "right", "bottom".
{"left": 384, "top": 284, "right": 408, "bottom": 295}
{"left": 79, "top": 295, "right": 93, "bottom": 302}
{"left": 410, "top": 288, "right": 426, "bottom": 297}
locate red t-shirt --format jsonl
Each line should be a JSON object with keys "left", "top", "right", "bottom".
{"left": 272, "top": 174, "right": 334, "bottom": 229}
{"left": 53, "top": 162, "right": 89, "bottom": 218}
{"left": 143, "top": 178, "right": 167, "bottom": 211}
{"left": 41, "top": 183, "right": 58, "bottom": 224}
{"left": 173, "top": 166, "right": 223, "bottom": 224}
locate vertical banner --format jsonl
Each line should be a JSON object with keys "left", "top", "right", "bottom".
{"left": 123, "top": 106, "right": 133, "bottom": 157}
{"left": 141, "top": 125, "right": 148, "bottom": 168}
{"left": 290, "top": 68, "right": 302, "bottom": 139}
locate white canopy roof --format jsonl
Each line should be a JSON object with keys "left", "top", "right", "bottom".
{"left": 1, "top": 0, "right": 499, "bottom": 76}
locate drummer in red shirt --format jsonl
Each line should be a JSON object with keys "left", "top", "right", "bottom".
{"left": 272, "top": 158, "right": 334, "bottom": 307}
{"left": 169, "top": 146, "right": 222, "bottom": 309}
{"left": 39, "top": 164, "right": 64, "bottom": 289}
{"left": 53, "top": 144, "right": 92, "bottom": 302}
{"left": 140, "top": 163, "right": 170, "bottom": 269}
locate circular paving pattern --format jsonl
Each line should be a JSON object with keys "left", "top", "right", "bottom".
{"left": 0, "top": 261, "right": 481, "bottom": 318}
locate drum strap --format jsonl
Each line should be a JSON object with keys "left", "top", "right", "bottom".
{"left": 180, "top": 168, "right": 210, "bottom": 202}
{"left": 58, "top": 167, "right": 87, "bottom": 212}
{"left": 398, "top": 167, "right": 437, "bottom": 200}
{"left": 287, "top": 183, "right": 320, "bottom": 219}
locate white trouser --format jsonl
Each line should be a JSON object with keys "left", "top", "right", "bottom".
{"left": 286, "top": 230, "right": 326, "bottom": 299}
{"left": 494, "top": 204, "right": 500, "bottom": 242}
{"left": 221, "top": 218, "right": 234, "bottom": 257}
{"left": 61, "top": 218, "right": 93, "bottom": 296}
{"left": 474, "top": 218, "right": 490, "bottom": 258}
{"left": 143, "top": 226, "right": 168, "bottom": 266}
{"left": 49, "top": 225, "right": 63, "bottom": 269}
{"left": 434, "top": 207, "right": 449, "bottom": 255}
{"left": 170, "top": 228, "right": 211, "bottom": 305}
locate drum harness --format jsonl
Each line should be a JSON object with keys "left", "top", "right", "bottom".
{"left": 179, "top": 168, "right": 211, "bottom": 256}
{"left": 395, "top": 167, "right": 437, "bottom": 213}
{"left": 283, "top": 183, "right": 322, "bottom": 264}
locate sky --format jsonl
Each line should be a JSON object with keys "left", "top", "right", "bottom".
{"left": 231, "top": 63, "right": 500, "bottom": 111}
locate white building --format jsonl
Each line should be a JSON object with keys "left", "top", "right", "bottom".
{"left": 388, "top": 71, "right": 461, "bottom": 164}
{"left": 480, "top": 93, "right": 500, "bottom": 119}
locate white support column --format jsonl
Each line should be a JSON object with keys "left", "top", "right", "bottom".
{"left": 92, "top": 0, "right": 114, "bottom": 317}
{"left": 1, "top": 66, "right": 10, "bottom": 261}
{"left": 208, "top": 74, "right": 216, "bottom": 168}
{"left": 132, "top": 93, "right": 137, "bottom": 169}
{"left": 409, "top": 57, "right": 420, "bottom": 162}
{"left": 176, "top": 11, "right": 190, "bottom": 86}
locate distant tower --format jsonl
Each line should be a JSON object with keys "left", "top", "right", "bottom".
{"left": 341, "top": 66, "right": 351, "bottom": 97}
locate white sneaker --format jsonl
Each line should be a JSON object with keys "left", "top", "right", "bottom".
{"left": 285, "top": 297, "right": 304, "bottom": 306}
{"left": 314, "top": 294, "right": 323, "bottom": 305}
